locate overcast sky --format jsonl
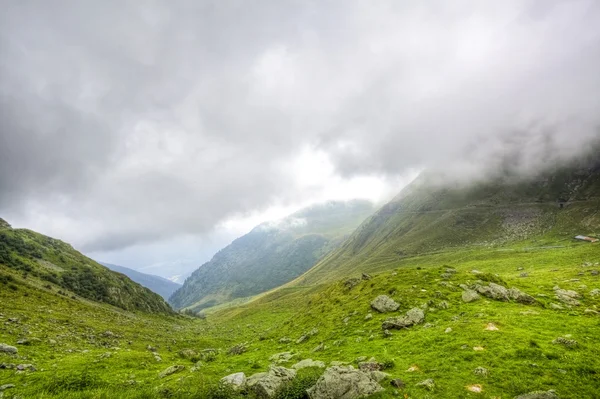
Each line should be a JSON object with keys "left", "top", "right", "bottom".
{"left": 1, "top": 1, "right": 599, "bottom": 280}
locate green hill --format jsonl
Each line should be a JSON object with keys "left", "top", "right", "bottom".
{"left": 0, "top": 220, "right": 173, "bottom": 314}
{"left": 169, "top": 200, "right": 375, "bottom": 311}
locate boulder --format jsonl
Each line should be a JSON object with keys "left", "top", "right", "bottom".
{"left": 381, "top": 308, "right": 424, "bottom": 330}
{"left": 554, "top": 287, "right": 581, "bottom": 306}
{"left": 476, "top": 283, "right": 510, "bottom": 301}
{"left": 358, "top": 361, "right": 382, "bottom": 372}
{"left": 247, "top": 366, "right": 296, "bottom": 398}
{"left": 416, "top": 378, "right": 435, "bottom": 390}
{"left": 269, "top": 352, "right": 295, "bottom": 363}
{"left": 306, "top": 366, "right": 384, "bottom": 399}
{"left": 0, "top": 344, "right": 17, "bottom": 354}
{"left": 370, "top": 295, "right": 400, "bottom": 313}
{"left": 390, "top": 379, "right": 404, "bottom": 388}
{"left": 514, "top": 390, "right": 559, "bottom": 399}
{"left": 220, "top": 372, "right": 246, "bottom": 390}
{"left": 462, "top": 290, "right": 480, "bottom": 303}
{"left": 0, "top": 384, "right": 15, "bottom": 392}
{"left": 159, "top": 365, "right": 185, "bottom": 378}
{"left": 292, "top": 359, "right": 325, "bottom": 369}
{"left": 508, "top": 288, "right": 536, "bottom": 304}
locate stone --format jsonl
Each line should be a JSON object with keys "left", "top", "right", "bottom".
{"left": 438, "top": 300, "right": 450, "bottom": 309}
{"left": 369, "top": 371, "right": 389, "bottom": 382}
{"left": 16, "top": 364, "right": 36, "bottom": 372}
{"left": 550, "top": 303, "right": 564, "bottom": 310}
{"left": 590, "top": 289, "right": 600, "bottom": 297}
{"left": 514, "top": 390, "right": 559, "bottom": 399}
{"left": 0, "top": 344, "right": 17, "bottom": 355}
{"left": 247, "top": 366, "right": 296, "bottom": 398}
{"left": 279, "top": 337, "right": 291, "bottom": 343}
{"left": 476, "top": 283, "right": 510, "bottom": 301}
{"left": 584, "top": 308, "right": 599, "bottom": 315}
{"left": 306, "top": 366, "right": 384, "bottom": 399}
{"left": 296, "top": 335, "right": 308, "bottom": 344}
{"left": 382, "top": 308, "right": 425, "bottom": 330}
{"left": 444, "top": 328, "right": 452, "bottom": 333}
{"left": 485, "top": 323, "right": 499, "bottom": 331}
{"left": 416, "top": 378, "right": 435, "bottom": 390}
{"left": 178, "top": 349, "right": 197, "bottom": 359}
{"left": 520, "top": 272, "right": 529, "bottom": 277}
{"left": 390, "top": 379, "right": 404, "bottom": 389}
{"left": 0, "top": 384, "right": 15, "bottom": 392}
{"left": 228, "top": 343, "right": 247, "bottom": 355}
{"left": 364, "top": 313, "right": 373, "bottom": 321}
{"left": 508, "top": 288, "right": 536, "bottom": 304}
{"left": 462, "top": 290, "right": 480, "bottom": 303}
{"left": 552, "top": 337, "right": 578, "bottom": 347}
{"left": 159, "top": 365, "right": 185, "bottom": 378}
{"left": 269, "top": 352, "right": 295, "bottom": 363}
{"left": 370, "top": 295, "right": 400, "bottom": 313}
{"left": 312, "top": 343, "right": 324, "bottom": 352}
{"left": 474, "top": 366, "right": 488, "bottom": 376}
{"left": 591, "top": 270, "right": 599, "bottom": 276}
{"left": 358, "top": 361, "right": 382, "bottom": 372}
{"left": 361, "top": 273, "right": 372, "bottom": 280}
{"left": 553, "top": 287, "right": 581, "bottom": 306}
{"left": 221, "top": 372, "right": 246, "bottom": 390}
{"left": 344, "top": 278, "right": 361, "bottom": 290}
{"left": 292, "top": 359, "right": 325, "bottom": 369}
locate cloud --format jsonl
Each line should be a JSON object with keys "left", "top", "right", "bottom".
{"left": 1, "top": 0, "right": 600, "bottom": 254}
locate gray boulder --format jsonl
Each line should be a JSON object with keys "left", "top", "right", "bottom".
{"left": 0, "top": 344, "right": 17, "bottom": 355}
{"left": 462, "top": 290, "right": 480, "bottom": 303}
{"left": 159, "top": 365, "right": 185, "bottom": 378}
{"left": 514, "top": 390, "right": 559, "bottom": 399}
{"left": 220, "top": 372, "right": 246, "bottom": 390}
{"left": 508, "top": 288, "right": 536, "bottom": 304}
{"left": 554, "top": 287, "right": 581, "bottom": 306}
{"left": 370, "top": 295, "right": 400, "bottom": 313}
{"left": 247, "top": 366, "right": 296, "bottom": 398}
{"left": 382, "top": 308, "right": 424, "bottom": 330}
{"left": 292, "top": 359, "right": 325, "bottom": 369}
{"left": 0, "top": 384, "right": 15, "bottom": 391}
{"left": 307, "top": 366, "right": 384, "bottom": 399}
{"left": 476, "top": 283, "right": 509, "bottom": 301}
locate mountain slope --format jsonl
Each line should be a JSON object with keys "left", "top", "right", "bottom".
{"left": 100, "top": 262, "right": 182, "bottom": 300}
{"left": 169, "top": 200, "right": 375, "bottom": 310}
{"left": 0, "top": 219, "right": 173, "bottom": 314}
{"left": 295, "top": 155, "right": 600, "bottom": 286}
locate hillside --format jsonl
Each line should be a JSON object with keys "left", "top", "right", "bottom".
{"left": 169, "top": 200, "right": 375, "bottom": 311}
{"left": 101, "top": 262, "right": 182, "bottom": 300}
{"left": 0, "top": 219, "right": 173, "bottom": 314}
{"left": 295, "top": 155, "right": 600, "bottom": 286}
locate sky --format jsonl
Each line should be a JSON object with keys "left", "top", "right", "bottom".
{"left": 1, "top": 1, "right": 600, "bottom": 281}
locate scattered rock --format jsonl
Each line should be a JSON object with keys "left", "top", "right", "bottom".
{"left": 550, "top": 303, "right": 564, "bottom": 310}
{"left": 292, "top": 359, "right": 325, "bottom": 369}
{"left": 382, "top": 308, "right": 425, "bottom": 330}
{"left": 383, "top": 329, "right": 392, "bottom": 337}
{"left": 473, "top": 346, "right": 485, "bottom": 351}
{"left": 279, "top": 337, "right": 291, "bottom": 344}
{"left": 553, "top": 287, "right": 581, "bottom": 306}
{"left": 390, "top": 379, "right": 404, "bottom": 389}
{"left": 520, "top": 272, "right": 529, "bottom": 277}
{"left": 247, "top": 366, "right": 296, "bottom": 398}
{"left": 364, "top": 313, "right": 372, "bottom": 321}
{"left": 16, "top": 364, "right": 36, "bottom": 372}
{"left": 0, "top": 384, "right": 15, "bottom": 392}
{"left": 467, "top": 384, "right": 483, "bottom": 393}
{"left": 584, "top": 308, "right": 599, "bottom": 315}
{"left": 269, "top": 352, "right": 295, "bottom": 363}
{"left": 484, "top": 323, "right": 499, "bottom": 331}
{"left": 370, "top": 295, "right": 400, "bottom": 313}
{"left": 590, "top": 289, "right": 600, "bottom": 297}
{"left": 462, "top": 290, "right": 480, "bottom": 303}
{"left": 514, "top": 390, "right": 559, "bottom": 399}
{"left": 358, "top": 361, "right": 382, "bottom": 372}
{"left": 438, "top": 300, "right": 450, "bottom": 309}
{"left": 474, "top": 366, "right": 488, "bottom": 376}
{"left": 445, "top": 327, "right": 452, "bottom": 333}
{"left": 296, "top": 335, "right": 308, "bottom": 344}
{"left": 159, "top": 365, "right": 185, "bottom": 378}
{"left": 552, "top": 337, "right": 578, "bottom": 347}
{"left": 228, "top": 343, "right": 247, "bottom": 355}
{"left": 476, "top": 283, "right": 510, "bottom": 301}
{"left": 508, "top": 288, "right": 536, "bottom": 304}
{"left": 344, "top": 278, "right": 360, "bottom": 290}
{"left": 312, "top": 343, "right": 325, "bottom": 353}
{"left": 306, "top": 366, "right": 384, "bottom": 399}
{"left": 416, "top": 378, "right": 435, "bottom": 391}
{"left": 0, "top": 344, "right": 17, "bottom": 354}
{"left": 178, "top": 349, "right": 197, "bottom": 359}
{"left": 369, "top": 371, "right": 389, "bottom": 382}
{"left": 361, "top": 273, "right": 372, "bottom": 280}
{"left": 221, "top": 372, "right": 246, "bottom": 390}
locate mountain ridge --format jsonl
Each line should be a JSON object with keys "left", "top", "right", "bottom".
{"left": 100, "top": 262, "right": 182, "bottom": 301}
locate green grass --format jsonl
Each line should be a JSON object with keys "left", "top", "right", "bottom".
{"left": 2, "top": 241, "right": 599, "bottom": 398}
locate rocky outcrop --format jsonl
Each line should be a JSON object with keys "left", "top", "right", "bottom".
{"left": 292, "top": 359, "right": 325, "bottom": 369}
{"left": 220, "top": 372, "right": 246, "bottom": 390}
{"left": 247, "top": 366, "right": 296, "bottom": 398}
{"left": 159, "top": 365, "right": 185, "bottom": 378}
{"left": 381, "top": 308, "right": 424, "bottom": 330}
{"left": 306, "top": 366, "right": 384, "bottom": 399}
{"left": 370, "top": 295, "right": 400, "bottom": 313}
{"left": 514, "top": 390, "right": 559, "bottom": 399}
{"left": 0, "top": 344, "right": 17, "bottom": 355}
{"left": 462, "top": 290, "right": 480, "bottom": 303}
{"left": 553, "top": 287, "right": 581, "bottom": 306}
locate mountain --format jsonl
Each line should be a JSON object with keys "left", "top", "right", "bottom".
{"left": 0, "top": 219, "right": 173, "bottom": 314}
{"left": 169, "top": 199, "right": 375, "bottom": 310}
{"left": 295, "top": 153, "right": 600, "bottom": 286}
{"left": 100, "top": 262, "right": 182, "bottom": 300}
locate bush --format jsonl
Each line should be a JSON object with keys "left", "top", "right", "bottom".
{"left": 274, "top": 369, "right": 322, "bottom": 399}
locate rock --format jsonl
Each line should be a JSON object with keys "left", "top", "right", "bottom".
{"left": 584, "top": 308, "right": 599, "bottom": 315}
{"left": 153, "top": 353, "right": 162, "bottom": 362}
{"left": 247, "top": 366, "right": 296, "bottom": 398}
{"left": 369, "top": 371, "right": 389, "bottom": 382}
{"left": 440, "top": 273, "right": 453, "bottom": 279}
{"left": 485, "top": 323, "right": 499, "bottom": 331}
{"left": 16, "top": 364, "right": 36, "bottom": 372}
{"left": 0, "top": 384, "right": 15, "bottom": 391}
{"left": 390, "top": 379, "right": 404, "bottom": 389}
{"left": 330, "top": 361, "right": 349, "bottom": 366}
{"left": 361, "top": 273, "right": 372, "bottom": 280}
{"left": 292, "top": 359, "right": 325, "bottom": 369}
{"left": 514, "top": 390, "right": 559, "bottom": 399}
{"left": 590, "top": 289, "right": 600, "bottom": 297}
{"left": 508, "top": 288, "right": 536, "bottom": 304}
{"left": 474, "top": 366, "right": 489, "bottom": 376}
{"left": 306, "top": 366, "right": 384, "bottom": 399}
{"left": 553, "top": 287, "right": 581, "bottom": 306}
{"left": 228, "top": 343, "right": 247, "bottom": 355}
{"left": 312, "top": 343, "right": 325, "bottom": 352}
{"left": 370, "top": 295, "right": 400, "bottom": 313}
{"left": 520, "top": 272, "right": 529, "bottom": 277}
{"left": 0, "top": 344, "right": 17, "bottom": 355}
{"left": 279, "top": 337, "right": 291, "bottom": 343}
{"left": 364, "top": 313, "right": 373, "bottom": 321}
{"left": 344, "top": 278, "right": 360, "bottom": 290}
{"left": 48, "top": 339, "right": 57, "bottom": 345}
{"left": 178, "top": 349, "right": 197, "bottom": 359}
{"left": 220, "top": 372, "right": 246, "bottom": 390}
{"left": 462, "top": 290, "right": 480, "bottom": 303}
{"left": 383, "top": 329, "right": 392, "bottom": 337}
{"left": 438, "top": 300, "right": 450, "bottom": 309}
{"left": 358, "top": 361, "right": 382, "bottom": 372}
{"left": 550, "top": 303, "right": 564, "bottom": 310}
{"left": 476, "top": 283, "right": 510, "bottom": 301}
{"left": 416, "top": 378, "right": 435, "bottom": 390}
{"left": 269, "top": 352, "right": 295, "bottom": 363}
{"left": 444, "top": 328, "right": 452, "bottom": 333}
{"left": 159, "top": 365, "right": 185, "bottom": 378}
{"left": 552, "top": 337, "right": 578, "bottom": 347}
{"left": 382, "top": 308, "right": 425, "bottom": 330}
{"left": 296, "top": 335, "right": 308, "bottom": 344}
{"left": 190, "top": 361, "right": 203, "bottom": 372}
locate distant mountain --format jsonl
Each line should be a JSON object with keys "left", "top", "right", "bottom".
{"left": 100, "top": 262, "right": 182, "bottom": 300}
{"left": 295, "top": 153, "right": 600, "bottom": 286}
{"left": 0, "top": 219, "right": 173, "bottom": 314}
{"left": 169, "top": 199, "right": 375, "bottom": 310}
